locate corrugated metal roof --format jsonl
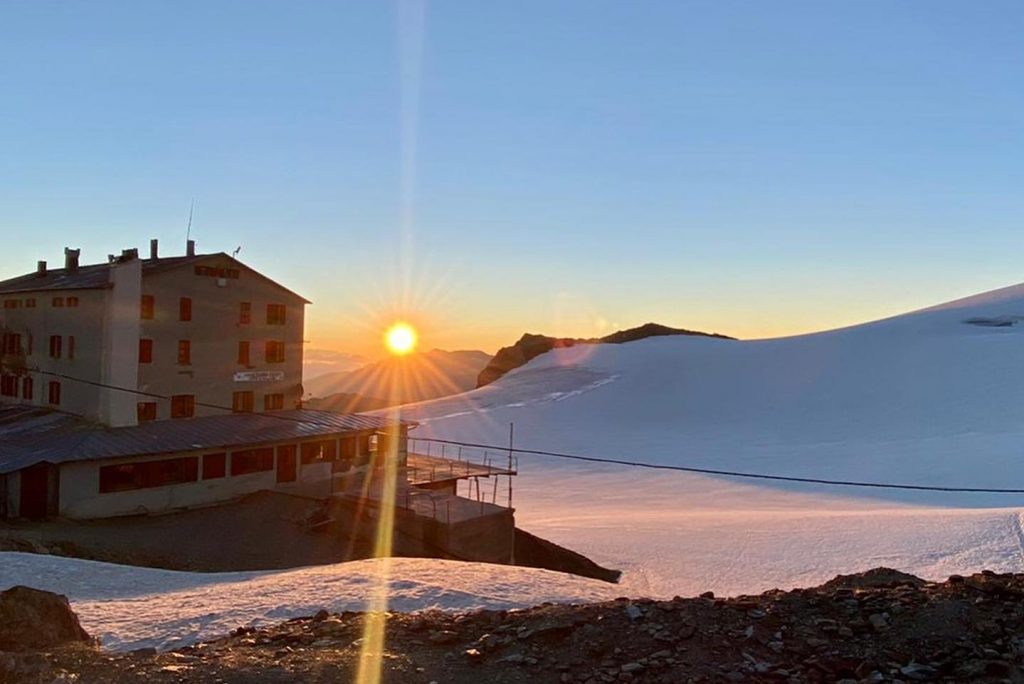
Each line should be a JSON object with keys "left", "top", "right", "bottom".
{"left": 0, "top": 406, "right": 413, "bottom": 474}
{"left": 0, "top": 253, "right": 310, "bottom": 303}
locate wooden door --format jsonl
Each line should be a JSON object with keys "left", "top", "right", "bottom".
{"left": 276, "top": 445, "right": 297, "bottom": 483}
{"left": 19, "top": 464, "right": 50, "bottom": 519}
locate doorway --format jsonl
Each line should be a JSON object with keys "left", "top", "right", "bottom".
{"left": 276, "top": 445, "right": 297, "bottom": 483}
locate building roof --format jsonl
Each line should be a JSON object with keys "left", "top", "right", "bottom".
{"left": 0, "top": 253, "right": 310, "bottom": 303}
{"left": 0, "top": 406, "right": 413, "bottom": 474}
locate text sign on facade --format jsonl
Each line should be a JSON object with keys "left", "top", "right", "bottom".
{"left": 233, "top": 371, "right": 285, "bottom": 383}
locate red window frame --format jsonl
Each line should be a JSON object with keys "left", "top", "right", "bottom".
{"left": 179, "top": 297, "right": 192, "bottom": 322}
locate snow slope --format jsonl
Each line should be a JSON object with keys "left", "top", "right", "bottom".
{"left": 0, "top": 553, "right": 615, "bottom": 651}
{"left": 399, "top": 282, "right": 1024, "bottom": 597}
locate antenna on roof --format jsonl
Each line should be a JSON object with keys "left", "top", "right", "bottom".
{"left": 232, "top": 246, "right": 242, "bottom": 258}
{"left": 185, "top": 199, "right": 194, "bottom": 241}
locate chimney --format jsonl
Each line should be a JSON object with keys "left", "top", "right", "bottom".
{"left": 119, "top": 248, "right": 139, "bottom": 262}
{"left": 150, "top": 238, "right": 159, "bottom": 260}
{"left": 64, "top": 247, "right": 80, "bottom": 272}
{"left": 36, "top": 260, "right": 47, "bottom": 277}
{"left": 186, "top": 239, "right": 196, "bottom": 257}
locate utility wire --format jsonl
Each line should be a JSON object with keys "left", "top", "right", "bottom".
{"left": 9, "top": 365, "right": 1024, "bottom": 495}
{"left": 411, "top": 437, "right": 1024, "bottom": 495}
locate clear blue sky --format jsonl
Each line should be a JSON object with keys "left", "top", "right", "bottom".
{"left": 2, "top": 1, "right": 1023, "bottom": 355}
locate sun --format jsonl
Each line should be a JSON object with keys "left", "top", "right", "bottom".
{"left": 384, "top": 321, "right": 418, "bottom": 356}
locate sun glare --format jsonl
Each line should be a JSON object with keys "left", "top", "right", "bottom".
{"left": 384, "top": 321, "right": 418, "bottom": 356}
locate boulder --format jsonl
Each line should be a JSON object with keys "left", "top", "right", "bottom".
{"left": 0, "top": 586, "right": 91, "bottom": 651}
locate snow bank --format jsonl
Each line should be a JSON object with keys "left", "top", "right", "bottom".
{"left": 0, "top": 553, "right": 616, "bottom": 651}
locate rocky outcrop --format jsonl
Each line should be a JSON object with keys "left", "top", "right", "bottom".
{"left": 0, "top": 586, "right": 91, "bottom": 651}
{"left": 477, "top": 323, "right": 735, "bottom": 388}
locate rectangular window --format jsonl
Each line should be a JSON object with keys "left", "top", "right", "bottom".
{"left": 138, "top": 338, "right": 153, "bottom": 364}
{"left": 2, "top": 333, "right": 20, "bottom": 355}
{"left": 202, "top": 452, "right": 227, "bottom": 480}
{"left": 25, "top": 298, "right": 36, "bottom": 308}
{"left": 264, "top": 340, "right": 285, "bottom": 363}
{"left": 300, "top": 440, "right": 337, "bottom": 465}
{"left": 177, "top": 340, "right": 191, "bottom": 365}
{"left": 51, "top": 297, "right": 64, "bottom": 308}
{"left": 49, "top": 335, "right": 62, "bottom": 359}
{"left": 239, "top": 302, "right": 251, "bottom": 325}
{"left": 67, "top": 296, "right": 79, "bottom": 308}
{"left": 232, "top": 391, "right": 254, "bottom": 413}
{"left": 21, "top": 376, "right": 33, "bottom": 400}
{"left": 179, "top": 297, "right": 192, "bottom": 322}
{"left": 2, "top": 299, "right": 20, "bottom": 309}
{"left": 266, "top": 303, "right": 286, "bottom": 325}
{"left": 263, "top": 393, "right": 284, "bottom": 411}
{"left": 98, "top": 457, "right": 199, "bottom": 493}
{"left": 237, "top": 341, "right": 250, "bottom": 366}
{"left": 136, "top": 402, "right": 157, "bottom": 423}
{"left": 0, "top": 375, "right": 16, "bottom": 397}
{"left": 170, "top": 394, "right": 195, "bottom": 418}
{"left": 140, "top": 294, "right": 154, "bottom": 320}
{"left": 47, "top": 381, "right": 60, "bottom": 406}
{"left": 67, "top": 336, "right": 75, "bottom": 360}
{"left": 230, "top": 448, "right": 274, "bottom": 476}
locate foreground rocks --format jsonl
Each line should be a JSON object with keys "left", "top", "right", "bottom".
{"left": 15, "top": 568, "right": 1024, "bottom": 682}
{"left": 0, "top": 586, "right": 91, "bottom": 652}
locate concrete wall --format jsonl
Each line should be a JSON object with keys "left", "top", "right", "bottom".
{"left": 100, "top": 258, "right": 141, "bottom": 426}
{"left": 137, "top": 254, "right": 305, "bottom": 420}
{"left": 0, "top": 287, "right": 110, "bottom": 421}
{"left": 329, "top": 495, "right": 514, "bottom": 564}
{"left": 55, "top": 430, "right": 387, "bottom": 519}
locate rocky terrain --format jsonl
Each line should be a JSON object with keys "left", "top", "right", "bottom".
{"left": 7, "top": 567, "right": 1024, "bottom": 683}
{"left": 477, "top": 323, "right": 734, "bottom": 387}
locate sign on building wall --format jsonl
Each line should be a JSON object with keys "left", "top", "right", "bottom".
{"left": 233, "top": 371, "right": 285, "bottom": 383}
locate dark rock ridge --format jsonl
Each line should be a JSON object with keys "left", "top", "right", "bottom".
{"left": 477, "top": 323, "right": 735, "bottom": 388}
{"left": 27, "top": 567, "right": 1024, "bottom": 682}
{"left": 0, "top": 586, "right": 91, "bottom": 652}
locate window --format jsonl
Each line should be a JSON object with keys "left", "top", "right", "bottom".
{"left": 202, "top": 452, "right": 227, "bottom": 480}
{"left": 266, "top": 303, "right": 286, "bottom": 325}
{"left": 2, "top": 299, "right": 20, "bottom": 309}
{"left": 239, "top": 302, "right": 251, "bottom": 325}
{"left": 67, "top": 296, "right": 79, "bottom": 308}
{"left": 138, "top": 338, "right": 153, "bottom": 364}
{"left": 140, "top": 294, "right": 154, "bottom": 320}
{"left": 263, "top": 393, "right": 284, "bottom": 411}
{"left": 137, "top": 402, "right": 157, "bottom": 423}
{"left": 47, "top": 381, "right": 60, "bottom": 406}
{"left": 237, "top": 341, "right": 250, "bottom": 366}
{"left": 98, "top": 457, "right": 199, "bottom": 493}
{"left": 48, "top": 335, "right": 62, "bottom": 359}
{"left": 179, "top": 297, "right": 192, "bottom": 322}
{"left": 2, "top": 332, "right": 20, "bottom": 355}
{"left": 300, "top": 440, "right": 337, "bottom": 465}
{"left": 21, "top": 376, "right": 33, "bottom": 400}
{"left": 265, "top": 340, "right": 285, "bottom": 363}
{"left": 0, "top": 375, "right": 16, "bottom": 397}
{"left": 232, "top": 391, "right": 254, "bottom": 413}
{"left": 195, "top": 265, "right": 240, "bottom": 279}
{"left": 25, "top": 298, "right": 36, "bottom": 308}
{"left": 177, "top": 340, "right": 191, "bottom": 365}
{"left": 230, "top": 448, "right": 274, "bottom": 476}
{"left": 52, "top": 297, "right": 64, "bottom": 308}
{"left": 67, "top": 336, "right": 75, "bottom": 360}
{"left": 170, "top": 394, "right": 195, "bottom": 418}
